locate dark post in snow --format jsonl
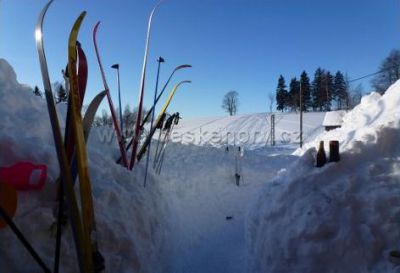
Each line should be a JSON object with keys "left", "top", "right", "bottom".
{"left": 111, "top": 63, "right": 123, "bottom": 138}
{"left": 271, "top": 114, "right": 275, "bottom": 146}
{"left": 329, "top": 140, "right": 340, "bottom": 162}
{"left": 300, "top": 80, "right": 303, "bottom": 148}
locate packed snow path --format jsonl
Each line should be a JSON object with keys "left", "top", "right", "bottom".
{"left": 155, "top": 143, "right": 297, "bottom": 273}
{"left": 141, "top": 110, "right": 325, "bottom": 272}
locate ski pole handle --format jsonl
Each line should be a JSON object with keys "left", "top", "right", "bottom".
{"left": 0, "top": 162, "right": 47, "bottom": 191}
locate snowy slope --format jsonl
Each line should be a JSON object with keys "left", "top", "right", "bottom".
{"left": 247, "top": 82, "right": 400, "bottom": 273}
{"left": 171, "top": 112, "right": 325, "bottom": 149}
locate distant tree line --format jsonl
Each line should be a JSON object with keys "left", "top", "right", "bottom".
{"left": 272, "top": 49, "right": 400, "bottom": 113}
{"left": 32, "top": 82, "right": 68, "bottom": 103}
{"left": 275, "top": 69, "right": 350, "bottom": 112}
{"left": 94, "top": 106, "right": 148, "bottom": 138}
{"left": 32, "top": 83, "right": 147, "bottom": 139}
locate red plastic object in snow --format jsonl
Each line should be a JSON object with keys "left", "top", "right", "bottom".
{"left": 0, "top": 162, "right": 47, "bottom": 191}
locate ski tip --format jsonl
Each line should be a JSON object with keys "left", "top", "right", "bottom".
{"left": 71, "top": 11, "right": 87, "bottom": 32}
{"left": 176, "top": 64, "right": 192, "bottom": 71}
{"left": 78, "top": 11, "right": 87, "bottom": 18}
{"left": 42, "top": 0, "right": 54, "bottom": 13}
{"left": 35, "top": 0, "right": 54, "bottom": 40}
{"left": 154, "top": 0, "right": 166, "bottom": 10}
{"left": 94, "top": 21, "right": 101, "bottom": 30}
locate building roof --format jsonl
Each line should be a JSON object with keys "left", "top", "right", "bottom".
{"left": 322, "top": 110, "right": 347, "bottom": 127}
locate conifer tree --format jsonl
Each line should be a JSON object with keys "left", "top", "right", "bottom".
{"left": 300, "top": 71, "right": 311, "bottom": 111}
{"left": 33, "top": 86, "right": 42, "bottom": 97}
{"left": 323, "top": 71, "right": 334, "bottom": 111}
{"left": 56, "top": 84, "right": 68, "bottom": 103}
{"left": 276, "top": 75, "right": 288, "bottom": 112}
{"left": 333, "top": 71, "right": 349, "bottom": 110}
{"left": 311, "top": 68, "right": 325, "bottom": 111}
{"left": 288, "top": 77, "right": 300, "bottom": 111}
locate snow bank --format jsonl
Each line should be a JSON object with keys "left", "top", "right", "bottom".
{"left": 296, "top": 83, "right": 400, "bottom": 155}
{"left": 247, "top": 81, "right": 400, "bottom": 273}
{"left": 0, "top": 59, "right": 171, "bottom": 273}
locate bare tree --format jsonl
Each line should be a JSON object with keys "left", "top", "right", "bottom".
{"left": 123, "top": 105, "right": 135, "bottom": 138}
{"left": 371, "top": 49, "right": 400, "bottom": 94}
{"left": 267, "top": 92, "right": 275, "bottom": 113}
{"left": 94, "top": 109, "right": 113, "bottom": 127}
{"left": 222, "top": 90, "right": 239, "bottom": 116}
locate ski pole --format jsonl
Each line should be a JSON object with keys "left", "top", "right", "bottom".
{"left": 153, "top": 114, "right": 171, "bottom": 168}
{"left": 0, "top": 205, "right": 51, "bottom": 273}
{"left": 155, "top": 114, "right": 179, "bottom": 174}
{"left": 143, "top": 56, "right": 164, "bottom": 187}
{"left": 111, "top": 63, "right": 124, "bottom": 139}
{"left": 152, "top": 126, "right": 164, "bottom": 170}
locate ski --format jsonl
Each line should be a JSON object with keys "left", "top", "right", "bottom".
{"left": 136, "top": 80, "right": 190, "bottom": 162}
{"left": 69, "top": 90, "right": 108, "bottom": 186}
{"left": 93, "top": 21, "right": 128, "bottom": 168}
{"left": 67, "top": 12, "right": 104, "bottom": 272}
{"left": 129, "top": 0, "right": 165, "bottom": 170}
{"left": 83, "top": 91, "right": 108, "bottom": 140}
{"left": 52, "top": 90, "right": 108, "bottom": 252}
{"left": 63, "top": 41, "right": 88, "bottom": 163}
{"left": 35, "top": 1, "right": 86, "bottom": 272}
{"left": 54, "top": 39, "right": 88, "bottom": 273}
{"left": 117, "top": 64, "right": 191, "bottom": 164}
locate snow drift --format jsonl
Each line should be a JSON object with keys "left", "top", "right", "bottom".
{"left": 0, "top": 59, "right": 172, "bottom": 273}
{"left": 247, "top": 82, "right": 400, "bottom": 273}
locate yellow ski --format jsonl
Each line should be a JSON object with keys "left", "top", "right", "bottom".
{"left": 67, "top": 12, "right": 104, "bottom": 272}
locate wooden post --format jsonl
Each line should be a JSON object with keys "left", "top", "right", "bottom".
{"left": 300, "top": 80, "right": 303, "bottom": 148}
{"left": 271, "top": 114, "right": 275, "bottom": 146}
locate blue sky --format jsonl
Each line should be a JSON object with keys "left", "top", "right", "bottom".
{"left": 1, "top": 0, "right": 400, "bottom": 118}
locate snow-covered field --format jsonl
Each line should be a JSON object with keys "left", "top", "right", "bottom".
{"left": 1, "top": 56, "right": 400, "bottom": 273}
{"left": 171, "top": 111, "right": 324, "bottom": 149}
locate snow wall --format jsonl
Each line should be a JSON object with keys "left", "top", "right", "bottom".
{"left": 0, "top": 59, "right": 172, "bottom": 273}
{"left": 246, "top": 81, "right": 400, "bottom": 273}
